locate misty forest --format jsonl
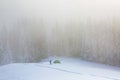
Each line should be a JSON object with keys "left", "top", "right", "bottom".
{"left": 0, "top": 0, "right": 120, "bottom": 67}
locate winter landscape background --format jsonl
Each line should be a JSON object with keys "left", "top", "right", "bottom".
{"left": 0, "top": 0, "right": 120, "bottom": 66}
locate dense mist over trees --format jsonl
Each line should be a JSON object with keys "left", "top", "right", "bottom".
{"left": 0, "top": 0, "right": 120, "bottom": 66}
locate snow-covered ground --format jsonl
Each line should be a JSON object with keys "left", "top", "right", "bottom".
{"left": 0, "top": 57, "right": 120, "bottom": 80}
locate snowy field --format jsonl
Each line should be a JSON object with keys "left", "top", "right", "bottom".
{"left": 0, "top": 57, "right": 120, "bottom": 80}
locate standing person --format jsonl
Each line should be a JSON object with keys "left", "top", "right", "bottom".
{"left": 50, "top": 60, "right": 52, "bottom": 65}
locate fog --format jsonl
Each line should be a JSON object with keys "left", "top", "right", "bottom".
{"left": 0, "top": 0, "right": 120, "bottom": 66}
